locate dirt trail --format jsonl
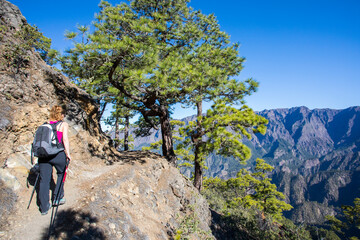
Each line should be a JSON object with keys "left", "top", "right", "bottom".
{"left": 5, "top": 161, "right": 115, "bottom": 240}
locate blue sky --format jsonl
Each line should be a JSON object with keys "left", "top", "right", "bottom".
{"left": 9, "top": 0, "right": 360, "bottom": 119}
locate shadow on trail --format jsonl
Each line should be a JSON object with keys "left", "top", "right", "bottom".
{"left": 40, "top": 209, "right": 106, "bottom": 240}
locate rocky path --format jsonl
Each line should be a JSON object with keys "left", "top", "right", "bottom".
{"left": 4, "top": 161, "right": 115, "bottom": 240}
{"left": 2, "top": 151, "right": 213, "bottom": 240}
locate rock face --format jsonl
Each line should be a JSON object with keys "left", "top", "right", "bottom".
{"left": 0, "top": 0, "right": 25, "bottom": 31}
{"left": 0, "top": 1, "right": 213, "bottom": 239}
{"left": 71, "top": 152, "right": 211, "bottom": 240}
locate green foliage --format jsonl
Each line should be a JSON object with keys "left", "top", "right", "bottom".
{"left": 200, "top": 103, "right": 267, "bottom": 160}
{"left": 201, "top": 159, "right": 306, "bottom": 239}
{"left": 203, "top": 159, "right": 292, "bottom": 222}
{"left": 46, "top": 49, "right": 61, "bottom": 66}
{"left": 16, "top": 24, "right": 51, "bottom": 60}
{"left": 234, "top": 159, "right": 293, "bottom": 222}
{"left": 142, "top": 140, "right": 162, "bottom": 151}
{"left": 326, "top": 197, "right": 360, "bottom": 239}
{"left": 177, "top": 101, "right": 268, "bottom": 189}
{"left": 210, "top": 206, "right": 311, "bottom": 240}
{"left": 61, "top": 0, "right": 210, "bottom": 133}
{"left": 1, "top": 23, "right": 52, "bottom": 72}
{"left": 0, "top": 24, "right": 8, "bottom": 40}
{"left": 174, "top": 204, "right": 214, "bottom": 240}
{"left": 115, "top": 134, "right": 135, "bottom": 150}
{"left": 60, "top": 0, "right": 265, "bottom": 163}
{"left": 307, "top": 226, "right": 341, "bottom": 240}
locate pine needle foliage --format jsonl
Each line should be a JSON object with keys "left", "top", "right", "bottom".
{"left": 177, "top": 101, "right": 268, "bottom": 190}
{"left": 202, "top": 159, "right": 311, "bottom": 239}
{"left": 60, "top": 0, "right": 264, "bottom": 165}
{"left": 1, "top": 23, "right": 52, "bottom": 72}
{"left": 326, "top": 197, "right": 360, "bottom": 239}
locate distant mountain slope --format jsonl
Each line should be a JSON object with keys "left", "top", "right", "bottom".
{"left": 254, "top": 106, "right": 360, "bottom": 168}
{"left": 132, "top": 106, "right": 360, "bottom": 224}
{"left": 208, "top": 106, "right": 360, "bottom": 224}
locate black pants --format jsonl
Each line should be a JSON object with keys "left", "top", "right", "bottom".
{"left": 38, "top": 151, "right": 66, "bottom": 212}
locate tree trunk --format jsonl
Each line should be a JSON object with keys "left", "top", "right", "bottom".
{"left": 159, "top": 106, "right": 177, "bottom": 165}
{"left": 115, "top": 116, "right": 120, "bottom": 149}
{"left": 99, "top": 101, "right": 107, "bottom": 122}
{"left": 194, "top": 147, "right": 203, "bottom": 191}
{"left": 124, "top": 115, "right": 129, "bottom": 151}
{"left": 193, "top": 100, "right": 203, "bottom": 191}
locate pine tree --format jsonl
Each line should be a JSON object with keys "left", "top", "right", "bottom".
{"left": 178, "top": 101, "right": 267, "bottom": 190}
{"left": 166, "top": 5, "right": 265, "bottom": 190}
{"left": 203, "top": 159, "right": 293, "bottom": 221}
{"left": 234, "top": 159, "right": 293, "bottom": 222}
{"left": 61, "top": 0, "right": 251, "bottom": 164}
{"left": 105, "top": 101, "right": 136, "bottom": 150}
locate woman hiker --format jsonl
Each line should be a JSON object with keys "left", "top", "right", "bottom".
{"left": 38, "top": 105, "right": 71, "bottom": 215}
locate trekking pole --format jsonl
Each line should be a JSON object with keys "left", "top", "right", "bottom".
{"left": 27, "top": 163, "right": 40, "bottom": 209}
{"left": 27, "top": 172, "right": 40, "bottom": 209}
{"left": 47, "top": 159, "right": 69, "bottom": 239}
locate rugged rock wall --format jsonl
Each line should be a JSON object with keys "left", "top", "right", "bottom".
{"left": 70, "top": 152, "right": 211, "bottom": 240}
{"left": 0, "top": 0, "right": 117, "bottom": 234}
{"left": 0, "top": 1, "right": 213, "bottom": 239}
{"left": 0, "top": 0, "right": 111, "bottom": 164}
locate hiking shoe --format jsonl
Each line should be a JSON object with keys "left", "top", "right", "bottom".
{"left": 41, "top": 204, "right": 51, "bottom": 215}
{"left": 53, "top": 198, "right": 66, "bottom": 206}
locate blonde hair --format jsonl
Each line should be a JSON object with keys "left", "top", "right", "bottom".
{"left": 49, "top": 105, "right": 66, "bottom": 121}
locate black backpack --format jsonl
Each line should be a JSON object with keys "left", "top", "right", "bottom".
{"left": 31, "top": 121, "right": 64, "bottom": 161}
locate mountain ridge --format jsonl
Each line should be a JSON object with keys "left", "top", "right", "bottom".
{"left": 132, "top": 105, "right": 360, "bottom": 225}
{"left": 208, "top": 106, "right": 360, "bottom": 224}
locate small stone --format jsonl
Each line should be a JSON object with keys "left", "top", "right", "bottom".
{"left": 90, "top": 196, "right": 95, "bottom": 202}
{"left": 109, "top": 223, "right": 116, "bottom": 229}
{"left": 60, "top": 232, "right": 67, "bottom": 238}
{"left": 90, "top": 223, "right": 97, "bottom": 227}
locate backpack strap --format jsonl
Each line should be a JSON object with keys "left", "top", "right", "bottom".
{"left": 56, "top": 121, "right": 64, "bottom": 144}
{"left": 50, "top": 121, "right": 63, "bottom": 147}
{"left": 55, "top": 121, "right": 63, "bottom": 132}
